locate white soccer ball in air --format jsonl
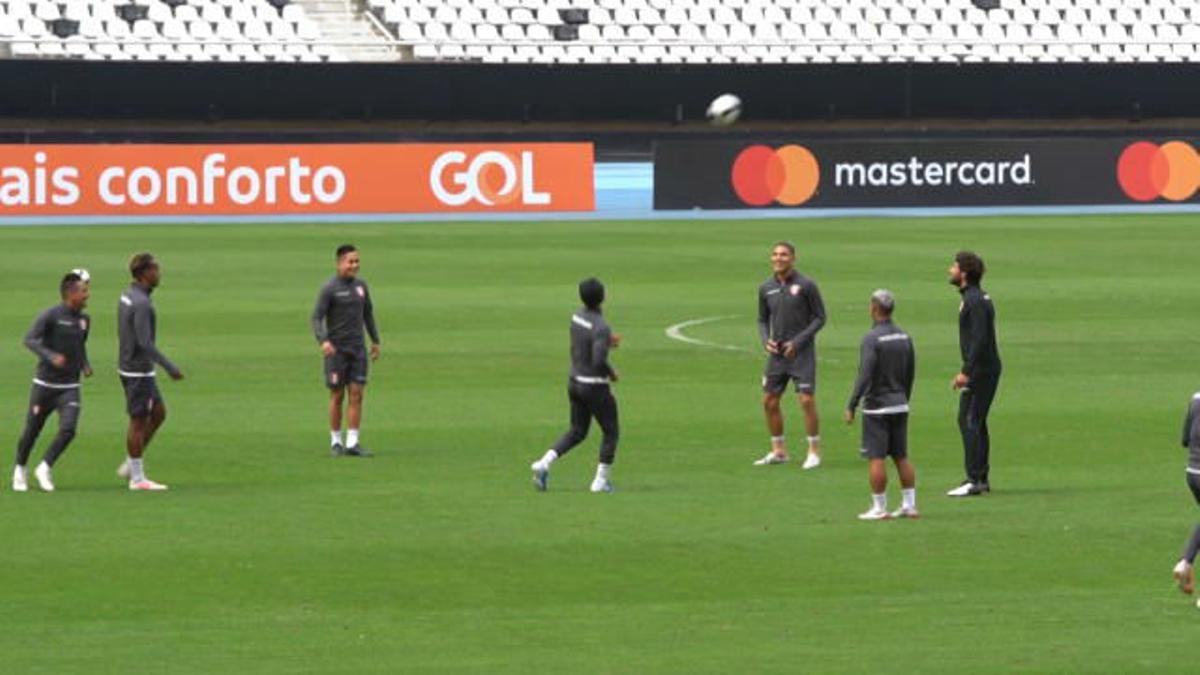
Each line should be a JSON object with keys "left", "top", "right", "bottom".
{"left": 706, "top": 93, "right": 743, "bottom": 126}
{"left": 71, "top": 268, "right": 90, "bottom": 283}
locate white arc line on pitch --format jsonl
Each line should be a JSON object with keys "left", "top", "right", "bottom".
{"left": 664, "top": 315, "right": 753, "bottom": 353}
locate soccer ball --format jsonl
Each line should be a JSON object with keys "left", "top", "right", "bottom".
{"left": 71, "top": 268, "right": 90, "bottom": 283}
{"left": 706, "top": 93, "right": 742, "bottom": 126}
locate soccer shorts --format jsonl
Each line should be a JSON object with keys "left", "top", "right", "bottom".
{"left": 324, "top": 346, "right": 368, "bottom": 389}
{"left": 861, "top": 412, "right": 908, "bottom": 460}
{"left": 28, "top": 383, "right": 81, "bottom": 422}
{"left": 762, "top": 350, "right": 816, "bottom": 395}
{"left": 120, "top": 376, "right": 163, "bottom": 418}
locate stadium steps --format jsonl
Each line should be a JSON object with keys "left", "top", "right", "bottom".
{"left": 297, "top": 0, "right": 399, "bottom": 61}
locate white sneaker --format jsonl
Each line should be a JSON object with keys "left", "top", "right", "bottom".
{"left": 802, "top": 452, "right": 822, "bottom": 470}
{"left": 531, "top": 462, "right": 549, "bottom": 492}
{"left": 1174, "top": 560, "right": 1195, "bottom": 595}
{"left": 946, "top": 482, "right": 983, "bottom": 497}
{"left": 891, "top": 506, "right": 920, "bottom": 519}
{"left": 116, "top": 459, "right": 130, "bottom": 480}
{"left": 34, "top": 463, "right": 55, "bottom": 492}
{"left": 589, "top": 478, "right": 614, "bottom": 493}
{"left": 12, "top": 466, "right": 28, "bottom": 492}
{"left": 753, "top": 452, "right": 789, "bottom": 466}
{"left": 858, "top": 506, "right": 892, "bottom": 521}
{"left": 128, "top": 478, "right": 169, "bottom": 491}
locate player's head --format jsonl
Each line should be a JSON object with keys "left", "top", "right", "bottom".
{"left": 950, "top": 250, "right": 985, "bottom": 287}
{"left": 336, "top": 244, "right": 360, "bottom": 278}
{"left": 129, "top": 252, "right": 160, "bottom": 288}
{"left": 579, "top": 277, "right": 605, "bottom": 310}
{"left": 771, "top": 241, "right": 796, "bottom": 274}
{"left": 60, "top": 271, "right": 90, "bottom": 309}
{"left": 870, "top": 288, "right": 895, "bottom": 320}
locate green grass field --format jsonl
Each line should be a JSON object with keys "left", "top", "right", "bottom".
{"left": 1, "top": 214, "right": 1199, "bottom": 673}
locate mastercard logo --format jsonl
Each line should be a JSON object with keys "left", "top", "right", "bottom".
{"left": 731, "top": 145, "right": 820, "bottom": 206}
{"left": 1116, "top": 141, "right": 1200, "bottom": 202}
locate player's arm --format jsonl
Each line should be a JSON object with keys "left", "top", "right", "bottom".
{"left": 23, "top": 309, "right": 62, "bottom": 367}
{"left": 904, "top": 338, "right": 916, "bottom": 402}
{"left": 593, "top": 325, "right": 616, "bottom": 379}
{"left": 134, "top": 303, "right": 181, "bottom": 379}
{"left": 757, "top": 287, "right": 776, "bottom": 352}
{"left": 961, "top": 298, "right": 988, "bottom": 379}
{"left": 362, "top": 283, "right": 381, "bottom": 360}
{"left": 311, "top": 285, "right": 336, "bottom": 356}
{"left": 845, "top": 335, "right": 875, "bottom": 419}
{"left": 81, "top": 317, "right": 93, "bottom": 377}
{"left": 788, "top": 280, "right": 827, "bottom": 349}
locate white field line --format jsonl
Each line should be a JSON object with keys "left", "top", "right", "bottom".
{"left": 664, "top": 315, "right": 753, "bottom": 353}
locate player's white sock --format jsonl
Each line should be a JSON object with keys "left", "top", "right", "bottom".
{"left": 128, "top": 457, "right": 145, "bottom": 483}
{"left": 806, "top": 435, "right": 821, "bottom": 452}
{"left": 596, "top": 463, "right": 611, "bottom": 481}
{"left": 902, "top": 488, "right": 917, "bottom": 510}
{"left": 872, "top": 493, "right": 887, "bottom": 511}
{"left": 535, "top": 450, "right": 558, "bottom": 469}
{"left": 347, "top": 429, "right": 360, "bottom": 448}
{"left": 770, "top": 435, "right": 785, "bottom": 453}
{"left": 330, "top": 430, "right": 342, "bottom": 447}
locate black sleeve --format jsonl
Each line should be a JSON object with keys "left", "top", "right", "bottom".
{"left": 789, "top": 280, "right": 826, "bottom": 348}
{"left": 905, "top": 338, "right": 916, "bottom": 402}
{"left": 312, "top": 284, "right": 332, "bottom": 343}
{"left": 757, "top": 287, "right": 770, "bottom": 346}
{"left": 134, "top": 304, "right": 180, "bottom": 377}
{"left": 592, "top": 324, "right": 614, "bottom": 377}
{"left": 846, "top": 335, "right": 875, "bottom": 412}
{"left": 961, "top": 299, "right": 988, "bottom": 378}
{"left": 22, "top": 309, "right": 57, "bottom": 363}
{"left": 81, "top": 315, "right": 91, "bottom": 371}
{"left": 362, "top": 283, "right": 380, "bottom": 345}
{"left": 1184, "top": 402, "right": 1195, "bottom": 448}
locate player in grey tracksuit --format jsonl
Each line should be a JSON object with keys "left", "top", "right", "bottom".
{"left": 1171, "top": 392, "right": 1200, "bottom": 594}
{"left": 754, "top": 241, "right": 827, "bottom": 468}
{"left": 311, "top": 244, "right": 381, "bottom": 457}
{"left": 845, "top": 290, "right": 918, "bottom": 520}
{"left": 530, "top": 277, "right": 620, "bottom": 493}
{"left": 117, "top": 252, "right": 184, "bottom": 490}
{"left": 12, "top": 272, "right": 92, "bottom": 492}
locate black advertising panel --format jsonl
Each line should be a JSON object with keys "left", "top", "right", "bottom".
{"left": 654, "top": 138, "right": 1200, "bottom": 209}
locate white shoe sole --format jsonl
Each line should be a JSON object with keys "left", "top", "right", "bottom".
{"left": 802, "top": 455, "right": 821, "bottom": 470}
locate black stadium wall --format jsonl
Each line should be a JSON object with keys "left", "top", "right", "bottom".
{"left": 4, "top": 60, "right": 1200, "bottom": 123}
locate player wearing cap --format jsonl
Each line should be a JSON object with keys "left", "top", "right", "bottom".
{"left": 530, "top": 278, "right": 621, "bottom": 493}
{"left": 844, "top": 290, "right": 918, "bottom": 521}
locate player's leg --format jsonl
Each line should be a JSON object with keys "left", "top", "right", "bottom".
{"left": 1173, "top": 472, "right": 1200, "bottom": 594}
{"left": 13, "top": 386, "right": 53, "bottom": 492}
{"left": 949, "top": 388, "right": 984, "bottom": 496}
{"left": 795, "top": 352, "right": 821, "bottom": 469}
{"left": 533, "top": 383, "right": 591, "bottom": 490}
{"left": 973, "top": 375, "right": 999, "bottom": 491}
{"left": 756, "top": 369, "right": 790, "bottom": 465}
{"left": 589, "top": 386, "right": 619, "bottom": 493}
{"left": 124, "top": 378, "right": 167, "bottom": 490}
{"left": 890, "top": 414, "right": 918, "bottom": 518}
{"left": 858, "top": 415, "right": 890, "bottom": 520}
{"left": 324, "top": 351, "right": 349, "bottom": 454}
{"left": 36, "top": 389, "right": 82, "bottom": 492}
{"left": 343, "top": 350, "right": 371, "bottom": 456}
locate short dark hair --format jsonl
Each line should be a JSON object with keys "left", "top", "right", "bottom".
{"left": 772, "top": 240, "right": 796, "bottom": 255}
{"left": 60, "top": 272, "right": 83, "bottom": 297}
{"left": 129, "top": 252, "right": 157, "bottom": 280}
{"left": 955, "top": 251, "right": 986, "bottom": 285}
{"left": 579, "top": 277, "right": 605, "bottom": 309}
{"left": 336, "top": 244, "right": 357, "bottom": 259}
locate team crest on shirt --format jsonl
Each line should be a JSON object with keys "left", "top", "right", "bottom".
{"left": 355, "top": 286, "right": 365, "bottom": 298}
{"left": 789, "top": 284, "right": 801, "bottom": 296}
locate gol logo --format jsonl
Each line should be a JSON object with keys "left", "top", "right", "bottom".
{"left": 1116, "top": 141, "right": 1200, "bottom": 202}
{"left": 730, "top": 145, "right": 820, "bottom": 206}
{"left": 430, "top": 150, "right": 550, "bottom": 207}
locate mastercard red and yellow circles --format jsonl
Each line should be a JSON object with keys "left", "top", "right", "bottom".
{"left": 731, "top": 145, "right": 820, "bottom": 206}
{"left": 1117, "top": 141, "right": 1200, "bottom": 202}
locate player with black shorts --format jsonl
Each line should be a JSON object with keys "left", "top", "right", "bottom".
{"left": 312, "top": 244, "right": 381, "bottom": 457}
{"left": 754, "top": 241, "right": 827, "bottom": 469}
{"left": 530, "top": 278, "right": 621, "bottom": 493}
{"left": 1171, "top": 392, "right": 1200, "bottom": 595}
{"left": 845, "top": 290, "right": 918, "bottom": 521}
{"left": 117, "top": 253, "right": 184, "bottom": 491}
{"left": 12, "top": 271, "right": 92, "bottom": 493}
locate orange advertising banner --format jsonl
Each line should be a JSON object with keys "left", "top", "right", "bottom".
{"left": 0, "top": 143, "right": 595, "bottom": 215}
